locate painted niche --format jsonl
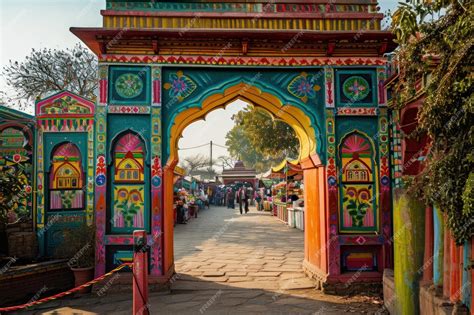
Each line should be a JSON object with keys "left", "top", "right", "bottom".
{"left": 49, "top": 143, "right": 84, "bottom": 210}
{"left": 111, "top": 133, "right": 146, "bottom": 231}
{"left": 339, "top": 133, "right": 377, "bottom": 232}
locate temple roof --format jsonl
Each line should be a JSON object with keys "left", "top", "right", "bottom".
{"left": 221, "top": 161, "right": 256, "bottom": 178}
{"left": 0, "top": 106, "right": 34, "bottom": 122}
{"left": 72, "top": 0, "right": 395, "bottom": 57}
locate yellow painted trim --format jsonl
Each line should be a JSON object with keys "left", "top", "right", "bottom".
{"left": 103, "top": 16, "right": 384, "bottom": 32}
{"left": 271, "top": 158, "right": 300, "bottom": 173}
{"left": 167, "top": 83, "right": 317, "bottom": 167}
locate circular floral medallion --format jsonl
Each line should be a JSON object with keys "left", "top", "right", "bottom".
{"left": 343, "top": 76, "right": 370, "bottom": 101}
{"left": 115, "top": 73, "right": 143, "bottom": 99}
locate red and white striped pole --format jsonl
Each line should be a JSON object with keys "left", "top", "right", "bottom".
{"left": 133, "top": 230, "right": 149, "bottom": 315}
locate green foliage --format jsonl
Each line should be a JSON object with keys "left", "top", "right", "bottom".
{"left": 225, "top": 106, "right": 299, "bottom": 172}
{"left": 391, "top": 0, "right": 474, "bottom": 244}
{"left": 0, "top": 166, "right": 27, "bottom": 224}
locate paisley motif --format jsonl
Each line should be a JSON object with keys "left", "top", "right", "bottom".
{"left": 287, "top": 72, "right": 321, "bottom": 103}
{"left": 163, "top": 70, "right": 197, "bottom": 102}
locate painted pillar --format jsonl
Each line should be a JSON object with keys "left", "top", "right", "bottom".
{"left": 432, "top": 205, "right": 444, "bottom": 287}
{"left": 378, "top": 108, "right": 392, "bottom": 269}
{"left": 150, "top": 66, "right": 163, "bottom": 276}
{"left": 324, "top": 67, "right": 340, "bottom": 278}
{"left": 422, "top": 206, "right": 434, "bottom": 283}
{"left": 393, "top": 189, "right": 425, "bottom": 315}
{"left": 94, "top": 65, "right": 109, "bottom": 276}
{"left": 449, "top": 236, "right": 461, "bottom": 302}
{"left": 443, "top": 225, "right": 451, "bottom": 298}
{"left": 461, "top": 240, "right": 471, "bottom": 309}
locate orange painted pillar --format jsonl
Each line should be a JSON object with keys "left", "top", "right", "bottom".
{"left": 133, "top": 230, "right": 149, "bottom": 315}
{"left": 422, "top": 206, "right": 434, "bottom": 283}
{"left": 443, "top": 225, "right": 451, "bottom": 298}
{"left": 449, "top": 238, "right": 461, "bottom": 303}
{"left": 163, "top": 166, "right": 175, "bottom": 275}
{"left": 303, "top": 167, "right": 320, "bottom": 268}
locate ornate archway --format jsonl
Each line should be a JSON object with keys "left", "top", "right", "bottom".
{"left": 162, "top": 82, "right": 325, "bottom": 275}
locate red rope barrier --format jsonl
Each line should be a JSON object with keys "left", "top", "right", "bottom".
{"left": 0, "top": 263, "right": 133, "bottom": 313}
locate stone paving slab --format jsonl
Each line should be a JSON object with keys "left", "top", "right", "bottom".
{"left": 20, "top": 206, "right": 385, "bottom": 314}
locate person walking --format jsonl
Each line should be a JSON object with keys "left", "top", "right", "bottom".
{"left": 244, "top": 187, "right": 250, "bottom": 213}
{"left": 238, "top": 187, "right": 245, "bottom": 214}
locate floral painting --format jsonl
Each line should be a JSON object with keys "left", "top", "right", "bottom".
{"left": 112, "top": 186, "right": 145, "bottom": 229}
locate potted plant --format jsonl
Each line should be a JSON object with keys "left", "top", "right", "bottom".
{"left": 55, "top": 222, "right": 95, "bottom": 293}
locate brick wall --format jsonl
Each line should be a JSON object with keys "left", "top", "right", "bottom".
{"left": 0, "top": 260, "right": 73, "bottom": 307}
{"left": 6, "top": 219, "right": 37, "bottom": 259}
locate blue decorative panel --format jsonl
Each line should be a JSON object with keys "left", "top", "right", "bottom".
{"left": 335, "top": 70, "right": 376, "bottom": 107}
{"left": 109, "top": 66, "right": 151, "bottom": 105}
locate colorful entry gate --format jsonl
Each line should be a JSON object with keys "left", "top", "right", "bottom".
{"left": 30, "top": 0, "right": 398, "bottom": 288}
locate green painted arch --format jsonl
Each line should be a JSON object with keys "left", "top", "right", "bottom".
{"left": 161, "top": 68, "right": 327, "bottom": 164}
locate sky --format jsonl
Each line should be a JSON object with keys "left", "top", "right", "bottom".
{"left": 0, "top": 0, "right": 398, "bottom": 163}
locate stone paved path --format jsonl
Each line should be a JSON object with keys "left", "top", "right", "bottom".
{"left": 19, "top": 206, "right": 384, "bottom": 314}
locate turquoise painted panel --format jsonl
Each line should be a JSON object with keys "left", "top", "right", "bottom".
{"left": 43, "top": 132, "right": 88, "bottom": 256}
{"left": 161, "top": 67, "right": 326, "bottom": 163}
{"left": 109, "top": 66, "right": 151, "bottom": 105}
{"left": 45, "top": 211, "right": 86, "bottom": 256}
{"left": 462, "top": 241, "right": 471, "bottom": 309}
{"left": 433, "top": 205, "right": 444, "bottom": 287}
{"left": 335, "top": 69, "right": 377, "bottom": 107}
{"left": 106, "top": 115, "right": 151, "bottom": 234}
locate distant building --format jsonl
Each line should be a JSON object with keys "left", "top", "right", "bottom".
{"left": 220, "top": 161, "right": 257, "bottom": 187}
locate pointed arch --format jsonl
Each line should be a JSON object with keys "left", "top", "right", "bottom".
{"left": 338, "top": 131, "right": 378, "bottom": 233}
{"left": 166, "top": 82, "right": 318, "bottom": 168}
{"left": 49, "top": 142, "right": 84, "bottom": 210}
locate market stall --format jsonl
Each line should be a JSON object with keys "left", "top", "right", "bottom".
{"left": 268, "top": 159, "right": 305, "bottom": 230}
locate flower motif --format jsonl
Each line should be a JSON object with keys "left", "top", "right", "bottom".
{"left": 163, "top": 70, "right": 197, "bottom": 102}
{"left": 342, "top": 76, "right": 370, "bottom": 101}
{"left": 288, "top": 72, "right": 321, "bottom": 103}
{"left": 115, "top": 73, "right": 144, "bottom": 99}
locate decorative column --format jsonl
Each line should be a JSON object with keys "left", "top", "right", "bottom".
{"left": 94, "top": 64, "right": 109, "bottom": 276}
{"left": 150, "top": 66, "right": 163, "bottom": 276}
{"left": 378, "top": 108, "right": 392, "bottom": 269}
{"left": 324, "top": 66, "right": 339, "bottom": 277}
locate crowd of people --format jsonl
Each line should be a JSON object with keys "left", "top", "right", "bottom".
{"left": 174, "top": 182, "right": 270, "bottom": 222}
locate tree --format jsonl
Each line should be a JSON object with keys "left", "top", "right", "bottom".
{"left": 2, "top": 44, "right": 98, "bottom": 109}
{"left": 225, "top": 106, "right": 299, "bottom": 172}
{"left": 217, "top": 156, "right": 235, "bottom": 170}
{"left": 179, "top": 154, "right": 211, "bottom": 177}
{"left": 391, "top": 0, "right": 473, "bottom": 244}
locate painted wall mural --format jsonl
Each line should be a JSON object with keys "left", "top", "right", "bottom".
{"left": 163, "top": 70, "right": 196, "bottom": 102}
{"left": 336, "top": 70, "right": 376, "bottom": 107}
{"left": 339, "top": 133, "right": 377, "bottom": 232}
{"left": 34, "top": 91, "right": 95, "bottom": 255}
{"left": 287, "top": 72, "right": 321, "bottom": 103}
{"left": 111, "top": 132, "right": 147, "bottom": 233}
{"left": 0, "top": 123, "right": 34, "bottom": 220}
{"left": 109, "top": 66, "right": 151, "bottom": 105}
{"left": 49, "top": 142, "right": 84, "bottom": 210}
